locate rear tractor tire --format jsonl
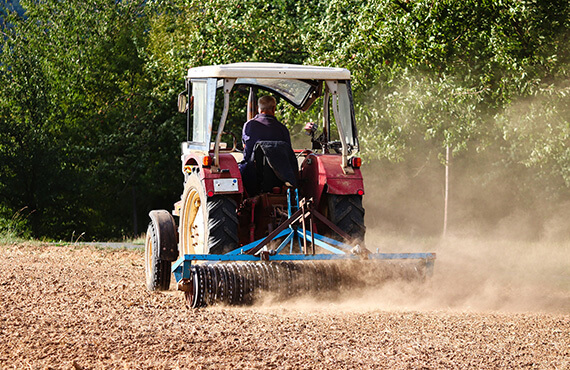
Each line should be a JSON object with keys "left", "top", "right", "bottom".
{"left": 145, "top": 210, "right": 178, "bottom": 291}
{"left": 327, "top": 194, "right": 366, "bottom": 243}
{"left": 179, "top": 175, "right": 239, "bottom": 256}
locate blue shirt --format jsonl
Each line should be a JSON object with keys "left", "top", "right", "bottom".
{"left": 242, "top": 113, "right": 291, "bottom": 164}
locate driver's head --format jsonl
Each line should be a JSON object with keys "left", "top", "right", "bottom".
{"left": 258, "top": 95, "right": 276, "bottom": 115}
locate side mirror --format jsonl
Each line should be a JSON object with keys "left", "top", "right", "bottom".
{"left": 177, "top": 92, "right": 188, "bottom": 113}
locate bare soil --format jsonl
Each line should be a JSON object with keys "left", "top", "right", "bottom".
{"left": 1, "top": 243, "right": 568, "bottom": 369}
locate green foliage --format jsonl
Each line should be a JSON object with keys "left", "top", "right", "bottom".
{"left": 497, "top": 82, "right": 570, "bottom": 190}
{"left": 145, "top": 0, "right": 307, "bottom": 80}
{"left": 0, "top": 0, "right": 569, "bottom": 238}
{"left": 302, "top": 0, "right": 569, "bottom": 159}
{"left": 357, "top": 70, "right": 489, "bottom": 162}
{"left": 0, "top": 205, "right": 32, "bottom": 242}
{"left": 0, "top": 0, "right": 184, "bottom": 239}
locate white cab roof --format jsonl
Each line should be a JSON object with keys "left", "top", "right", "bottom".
{"left": 187, "top": 62, "right": 351, "bottom": 80}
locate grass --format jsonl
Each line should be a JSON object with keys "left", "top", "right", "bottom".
{"left": 123, "top": 234, "right": 146, "bottom": 245}
{"left": 0, "top": 230, "right": 24, "bottom": 245}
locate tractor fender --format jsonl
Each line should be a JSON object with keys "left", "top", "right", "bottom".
{"left": 300, "top": 153, "right": 365, "bottom": 208}
{"left": 148, "top": 210, "right": 179, "bottom": 262}
{"left": 182, "top": 152, "right": 244, "bottom": 199}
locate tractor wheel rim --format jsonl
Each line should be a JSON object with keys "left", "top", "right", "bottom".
{"left": 194, "top": 203, "right": 205, "bottom": 253}
{"left": 145, "top": 232, "right": 153, "bottom": 285}
{"left": 181, "top": 188, "right": 205, "bottom": 255}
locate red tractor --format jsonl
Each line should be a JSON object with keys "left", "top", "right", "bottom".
{"left": 144, "top": 63, "right": 436, "bottom": 308}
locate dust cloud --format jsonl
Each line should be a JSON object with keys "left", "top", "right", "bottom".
{"left": 361, "top": 233, "right": 568, "bottom": 314}
{"left": 253, "top": 154, "right": 570, "bottom": 314}
{"left": 265, "top": 93, "right": 570, "bottom": 314}
{"left": 254, "top": 234, "right": 569, "bottom": 314}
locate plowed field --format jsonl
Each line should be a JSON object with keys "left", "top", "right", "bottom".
{"left": 1, "top": 241, "right": 568, "bottom": 369}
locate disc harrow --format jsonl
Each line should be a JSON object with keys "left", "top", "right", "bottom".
{"left": 182, "top": 258, "right": 432, "bottom": 308}
{"left": 173, "top": 191, "right": 436, "bottom": 308}
{"left": 184, "top": 261, "right": 346, "bottom": 308}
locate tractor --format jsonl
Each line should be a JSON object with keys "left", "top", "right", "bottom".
{"left": 144, "top": 63, "right": 434, "bottom": 307}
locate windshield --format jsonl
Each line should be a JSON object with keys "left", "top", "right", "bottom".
{"left": 235, "top": 78, "right": 319, "bottom": 110}
{"left": 184, "top": 77, "right": 358, "bottom": 156}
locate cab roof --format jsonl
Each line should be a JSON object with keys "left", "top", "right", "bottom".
{"left": 187, "top": 62, "right": 351, "bottom": 80}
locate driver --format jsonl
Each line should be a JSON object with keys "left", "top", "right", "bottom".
{"left": 239, "top": 95, "right": 292, "bottom": 194}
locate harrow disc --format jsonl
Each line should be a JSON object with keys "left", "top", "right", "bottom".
{"left": 184, "top": 259, "right": 429, "bottom": 308}
{"left": 184, "top": 261, "right": 331, "bottom": 308}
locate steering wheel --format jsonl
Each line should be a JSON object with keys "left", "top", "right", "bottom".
{"left": 326, "top": 141, "right": 342, "bottom": 154}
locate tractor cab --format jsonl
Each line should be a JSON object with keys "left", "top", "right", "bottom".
{"left": 178, "top": 63, "right": 360, "bottom": 173}
{"left": 174, "top": 63, "right": 365, "bottom": 250}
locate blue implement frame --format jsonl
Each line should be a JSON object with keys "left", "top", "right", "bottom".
{"left": 172, "top": 190, "right": 436, "bottom": 284}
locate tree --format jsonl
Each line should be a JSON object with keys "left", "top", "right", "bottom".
{"left": 0, "top": 0, "right": 184, "bottom": 239}
{"left": 1, "top": 0, "right": 569, "bottom": 239}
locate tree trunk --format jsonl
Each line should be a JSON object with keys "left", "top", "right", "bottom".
{"left": 443, "top": 145, "right": 450, "bottom": 238}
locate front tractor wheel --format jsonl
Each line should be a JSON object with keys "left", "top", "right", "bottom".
{"left": 179, "top": 175, "right": 239, "bottom": 256}
{"left": 145, "top": 219, "right": 173, "bottom": 291}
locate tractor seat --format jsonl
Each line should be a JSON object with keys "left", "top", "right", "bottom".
{"left": 253, "top": 141, "right": 298, "bottom": 194}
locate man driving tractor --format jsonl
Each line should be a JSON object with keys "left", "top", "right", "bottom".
{"left": 239, "top": 95, "right": 295, "bottom": 195}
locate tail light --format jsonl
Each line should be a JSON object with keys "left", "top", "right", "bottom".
{"left": 349, "top": 157, "right": 362, "bottom": 168}
{"left": 202, "top": 156, "right": 212, "bottom": 167}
